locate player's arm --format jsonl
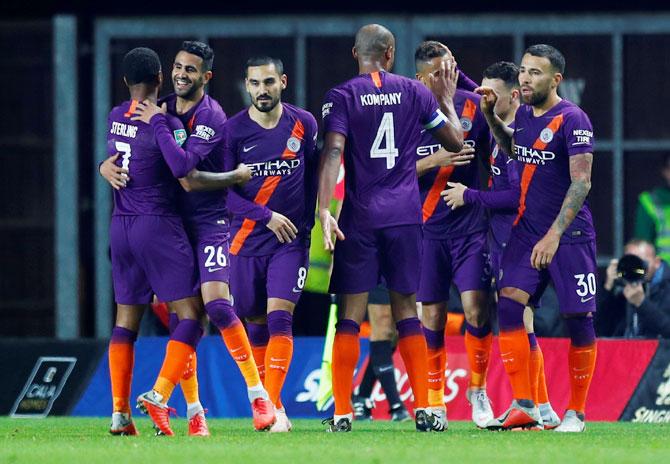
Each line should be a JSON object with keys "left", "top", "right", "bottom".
{"left": 416, "top": 146, "right": 475, "bottom": 177}
{"left": 318, "top": 131, "right": 346, "bottom": 251}
{"left": 130, "top": 101, "right": 202, "bottom": 178}
{"left": 427, "top": 59, "right": 464, "bottom": 152}
{"left": 179, "top": 163, "right": 252, "bottom": 192}
{"left": 442, "top": 182, "right": 519, "bottom": 211}
{"left": 474, "top": 87, "right": 514, "bottom": 156}
{"left": 530, "top": 152, "right": 593, "bottom": 270}
{"left": 227, "top": 188, "right": 298, "bottom": 243}
{"left": 99, "top": 153, "right": 129, "bottom": 190}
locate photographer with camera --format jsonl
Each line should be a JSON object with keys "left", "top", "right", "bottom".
{"left": 596, "top": 238, "right": 670, "bottom": 338}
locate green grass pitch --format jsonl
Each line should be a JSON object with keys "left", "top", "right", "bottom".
{"left": 1, "top": 418, "right": 668, "bottom": 464}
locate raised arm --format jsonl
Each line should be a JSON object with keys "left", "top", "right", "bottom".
{"left": 427, "top": 59, "right": 464, "bottom": 153}
{"left": 318, "top": 131, "right": 346, "bottom": 250}
{"left": 475, "top": 87, "right": 514, "bottom": 156}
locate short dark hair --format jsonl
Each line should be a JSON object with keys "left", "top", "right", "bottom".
{"left": 245, "top": 56, "right": 284, "bottom": 76}
{"left": 524, "top": 44, "right": 565, "bottom": 74}
{"left": 414, "top": 40, "right": 448, "bottom": 72}
{"left": 122, "top": 47, "right": 161, "bottom": 86}
{"left": 179, "top": 40, "right": 214, "bottom": 72}
{"left": 483, "top": 61, "right": 520, "bottom": 89}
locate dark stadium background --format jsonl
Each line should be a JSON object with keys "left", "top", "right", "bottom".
{"left": 1, "top": 2, "right": 668, "bottom": 337}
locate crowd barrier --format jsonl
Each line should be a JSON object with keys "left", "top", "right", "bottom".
{"left": 2, "top": 337, "right": 669, "bottom": 422}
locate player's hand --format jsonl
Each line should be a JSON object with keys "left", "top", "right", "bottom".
{"left": 428, "top": 57, "right": 458, "bottom": 101}
{"left": 623, "top": 281, "right": 645, "bottom": 308}
{"left": 99, "top": 153, "right": 129, "bottom": 190}
{"left": 130, "top": 100, "right": 167, "bottom": 124}
{"left": 431, "top": 146, "right": 475, "bottom": 168}
{"left": 441, "top": 182, "right": 468, "bottom": 210}
{"left": 234, "top": 163, "right": 252, "bottom": 185}
{"left": 530, "top": 231, "right": 560, "bottom": 270}
{"left": 474, "top": 86, "right": 498, "bottom": 118}
{"left": 319, "top": 209, "right": 345, "bottom": 251}
{"left": 604, "top": 258, "right": 619, "bottom": 291}
{"left": 266, "top": 211, "right": 298, "bottom": 243}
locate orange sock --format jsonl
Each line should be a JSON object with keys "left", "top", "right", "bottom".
{"left": 536, "top": 347, "right": 549, "bottom": 404}
{"left": 499, "top": 328, "right": 532, "bottom": 401}
{"left": 332, "top": 320, "right": 360, "bottom": 416}
{"left": 464, "top": 329, "right": 493, "bottom": 389}
{"left": 109, "top": 340, "right": 134, "bottom": 413}
{"left": 427, "top": 347, "right": 446, "bottom": 408}
{"left": 397, "top": 333, "right": 430, "bottom": 410}
{"left": 529, "top": 346, "right": 541, "bottom": 404}
{"left": 264, "top": 335, "right": 293, "bottom": 408}
{"left": 221, "top": 323, "right": 262, "bottom": 388}
{"left": 153, "top": 340, "right": 195, "bottom": 402}
{"left": 251, "top": 344, "right": 267, "bottom": 384}
{"left": 567, "top": 342, "right": 597, "bottom": 413}
{"left": 180, "top": 352, "right": 199, "bottom": 405}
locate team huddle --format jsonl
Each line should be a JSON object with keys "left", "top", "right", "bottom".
{"left": 101, "top": 23, "right": 597, "bottom": 436}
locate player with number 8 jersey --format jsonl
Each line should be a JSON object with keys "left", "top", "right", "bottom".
{"left": 318, "top": 24, "right": 463, "bottom": 433}
{"left": 220, "top": 57, "right": 318, "bottom": 432}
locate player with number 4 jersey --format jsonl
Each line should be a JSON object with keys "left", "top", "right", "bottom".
{"left": 318, "top": 24, "right": 463, "bottom": 433}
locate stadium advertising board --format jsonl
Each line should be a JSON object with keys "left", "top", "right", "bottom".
{"left": 70, "top": 336, "right": 661, "bottom": 421}
{"left": 621, "top": 340, "right": 670, "bottom": 423}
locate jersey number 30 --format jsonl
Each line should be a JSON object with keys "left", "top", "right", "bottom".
{"left": 370, "top": 112, "right": 398, "bottom": 169}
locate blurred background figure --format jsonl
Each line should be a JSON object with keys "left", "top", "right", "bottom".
{"left": 634, "top": 153, "right": 670, "bottom": 263}
{"left": 596, "top": 239, "right": 670, "bottom": 338}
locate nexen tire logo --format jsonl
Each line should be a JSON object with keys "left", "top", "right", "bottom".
{"left": 514, "top": 144, "right": 556, "bottom": 165}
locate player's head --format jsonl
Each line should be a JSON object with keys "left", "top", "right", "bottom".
{"left": 519, "top": 44, "right": 564, "bottom": 106}
{"left": 482, "top": 61, "right": 520, "bottom": 121}
{"left": 353, "top": 24, "right": 395, "bottom": 71}
{"left": 172, "top": 40, "right": 214, "bottom": 99}
{"left": 245, "top": 56, "right": 287, "bottom": 113}
{"left": 414, "top": 40, "right": 452, "bottom": 86}
{"left": 122, "top": 47, "right": 162, "bottom": 89}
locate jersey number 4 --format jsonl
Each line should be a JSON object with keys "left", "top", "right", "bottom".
{"left": 370, "top": 112, "right": 398, "bottom": 169}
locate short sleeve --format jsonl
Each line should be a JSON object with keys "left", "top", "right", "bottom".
{"left": 221, "top": 123, "right": 238, "bottom": 172}
{"left": 303, "top": 111, "right": 319, "bottom": 161}
{"left": 564, "top": 108, "right": 594, "bottom": 157}
{"left": 322, "top": 88, "right": 349, "bottom": 136}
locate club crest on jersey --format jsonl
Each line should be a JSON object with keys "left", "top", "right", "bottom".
{"left": 540, "top": 128, "right": 554, "bottom": 143}
{"left": 287, "top": 137, "right": 301, "bottom": 153}
{"left": 460, "top": 117, "right": 473, "bottom": 132}
{"left": 173, "top": 129, "right": 187, "bottom": 147}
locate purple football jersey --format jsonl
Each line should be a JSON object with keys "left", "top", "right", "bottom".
{"left": 322, "top": 71, "right": 446, "bottom": 231}
{"left": 161, "top": 94, "right": 229, "bottom": 227}
{"left": 512, "top": 99, "right": 595, "bottom": 243}
{"left": 417, "top": 89, "right": 490, "bottom": 238}
{"left": 107, "top": 100, "right": 183, "bottom": 216}
{"left": 222, "top": 103, "right": 319, "bottom": 257}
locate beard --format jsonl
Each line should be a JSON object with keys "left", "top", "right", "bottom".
{"left": 522, "top": 88, "right": 549, "bottom": 106}
{"left": 252, "top": 95, "right": 280, "bottom": 113}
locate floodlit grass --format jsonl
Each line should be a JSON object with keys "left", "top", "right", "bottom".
{"left": 0, "top": 417, "right": 667, "bottom": 464}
